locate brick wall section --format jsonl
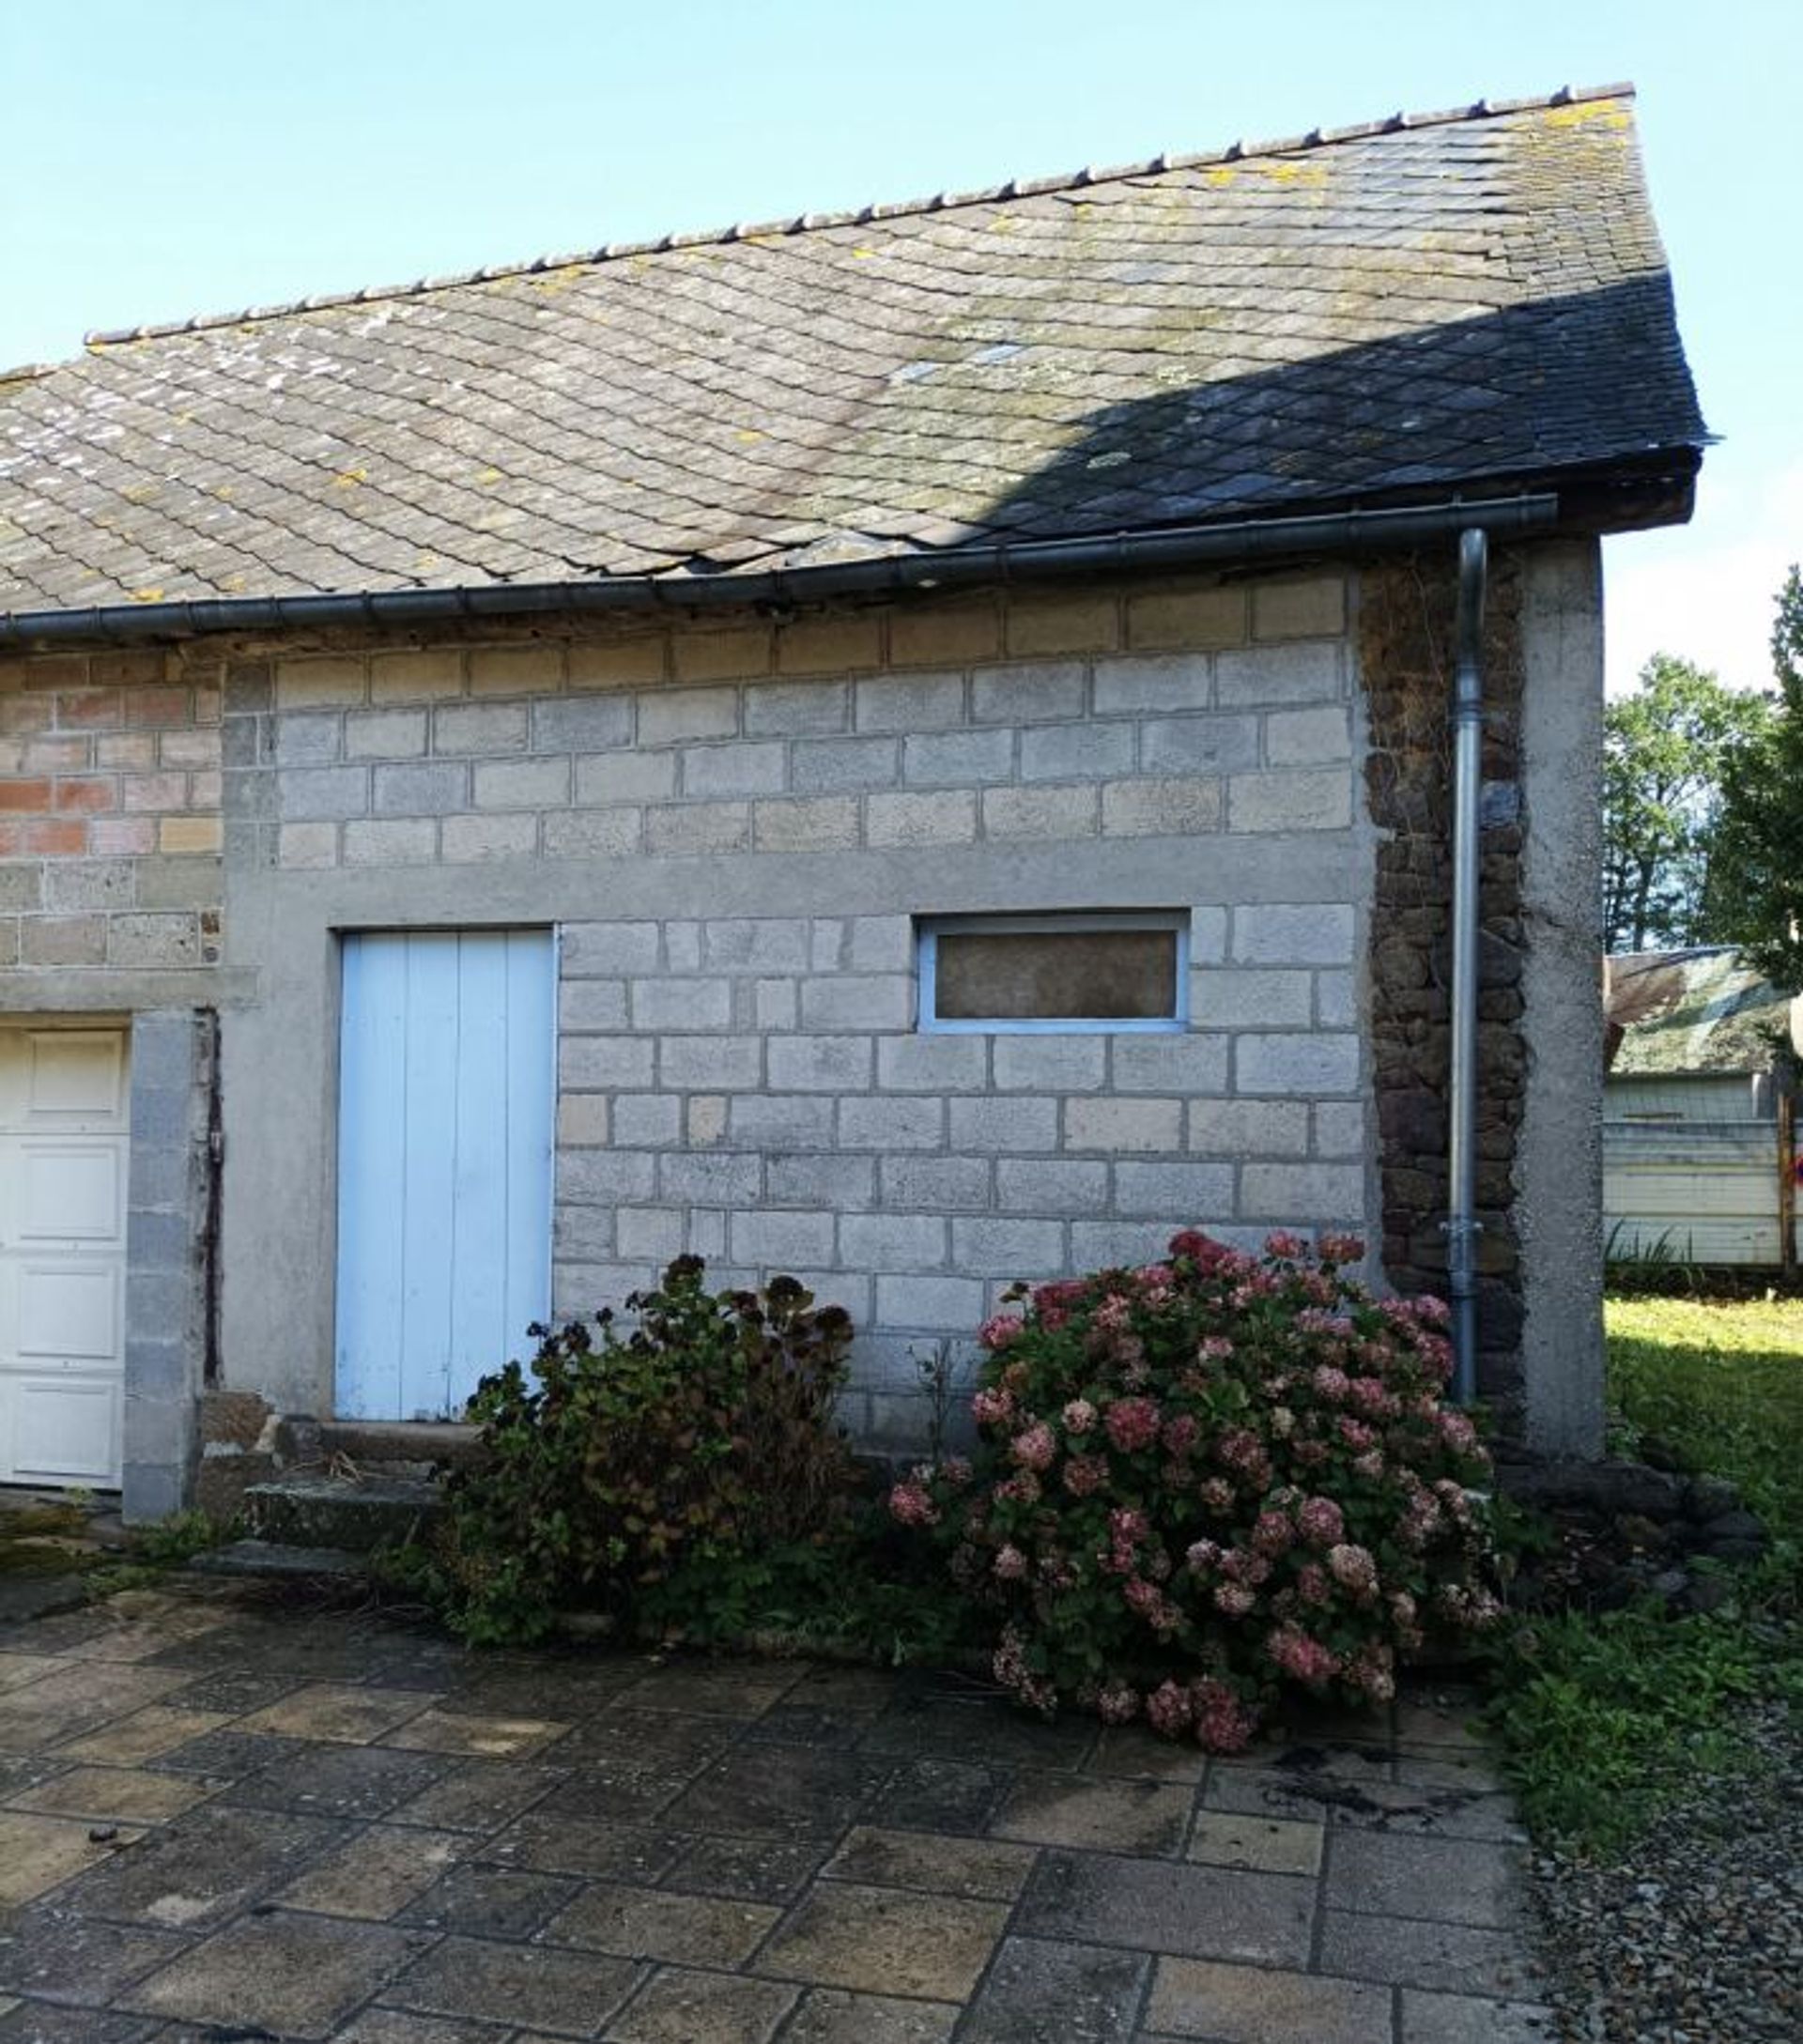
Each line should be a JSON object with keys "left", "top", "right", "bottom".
{"left": 1361, "top": 551, "right": 1527, "bottom": 1419}
{"left": 0, "top": 648, "right": 223, "bottom": 972}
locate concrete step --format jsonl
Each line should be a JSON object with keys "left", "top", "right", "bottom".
{"left": 242, "top": 1473, "right": 441, "bottom": 1554}
{"left": 191, "top": 1540, "right": 366, "bottom": 1581}
{"left": 274, "top": 1417, "right": 485, "bottom": 1476}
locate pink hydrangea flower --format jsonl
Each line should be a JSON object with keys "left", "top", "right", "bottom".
{"left": 1061, "top": 1453, "right": 1106, "bottom": 1497}
{"left": 1146, "top": 1679, "right": 1194, "bottom": 1737}
{"left": 1197, "top": 1335, "right": 1236, "bottom": 1362}
{"left": 1267, "top": 1621, "right": 1338, "bottom": 1685}
{"left": 1161, "top": 1412, "right": 1200, "bottom": 1457}
{"left": 1213, "top": 1581, "right": 1256, "bottom": 1619}
{"left": 979, "top": 1314, "right": 1024, "bottom": 1352}
{"left": 1327, "top": 1542, "right": 1379, "bottom": 1599}
{"left": 1104, "top": 1396, "right": 1162, "bottom": 1453}
{"left": 1265, "top": 1230, "right": 1310, "bottom": 1259}
{"left": 993, "top": 1544, "right": 1028, "bottom": 1582}
{"left": 1197, "top": 1476, "right": 1235, "bottom": 1514}
{"left": 1297, "top": 1561, "right": 1331, "bottom": 1606}
{"left": 1251, "top": 1510, "right": 1295, "bottom": 1556}
{"left": 1009, "top": 1422, "right": 1056, "bottom": 1472}
{"left": 888, "top": 1481, "right": 938, "bottom": 1529}
{"left": 1298, "top": 1496, "right": 1345, "bottom": 1546}
{"left": 1062, "top": 1398, "right": 1097, "bottom": 1436}
{"left": 1318, "top": 1232, "right": 1365, "bottom": 1264}
{"left": 971, "top": 1386, "right": 1015, "bottom": 1428}
{"left": 1097, "top": 1681, "right": 1140, "bottom": 1725}
{"left": 1313, "top": 1365, "right": 1350, "bottom": 1404}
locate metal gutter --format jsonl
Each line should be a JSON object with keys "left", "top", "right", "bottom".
{"left": 0, "top": 493, "right": 1559, "bottom": 648}
{"left": 1445, "top": 528, "right": 1488, "bottom": 1403}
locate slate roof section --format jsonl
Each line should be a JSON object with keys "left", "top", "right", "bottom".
{"left": 1606, "top": 949, "right": 1803, "bottom": 1077}
{"left": 0, "top": 85, "right": 1704, "bottom": 618}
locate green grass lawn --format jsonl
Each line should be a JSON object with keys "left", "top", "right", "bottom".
{"left": 1487, "top": 1292, "right": 1801, "bottom": 1857}
{"left": 1606, "top": 1295, "right": 1803, "bottom": 1536}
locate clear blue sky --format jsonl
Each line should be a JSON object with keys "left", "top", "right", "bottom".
{"left": 3, "top": 0, "right": 1795, "bottom": 691}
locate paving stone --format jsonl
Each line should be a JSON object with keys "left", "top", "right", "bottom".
{"left": 0, "top": 1907, "right": 187, "bottom": 2004}
{"left": 663, "top": 1747, "right": 889, "bottom": 1840}
{"left": 455, "top": 1658, "right": 647, "bottom": 1719}
{"left": 605, "top": 1964, "right": 798, "bottom": 2043}
{"left": 872, "top": 1758, "right": 1011, "bottom": 1836}
{"left": 51, "top": 1707, "right": 234, "bottom": 1766}
{"left": 0, "top": 1653, "right": 69, "bottom": 1693}
{"left": 8, "top": 1766, "right": 211, "bottom": 1825}
{"left": 661, "top": 1834, "right": 826, "bottom": 1902}
{"left": 1145, "top": 1956, "right": 1394, "bottom": 2041}
{"left": 755, "top": 1883, "right": 1008, "bottom": 2000}
{"left": 236, "top": 1681, "right": 437, "bottom": 1744}
{"left": 1318, "top": 1911, "right": 1544, "bottom": 1996}
{"left": 0, "top": 1813, "right": 151, "bottom": 1906}
{"left": 223, "top": 1741, "right": 449, "bottom": 1820}
{"left": 1086, "top": 1727, "right": 1208, "bottom": 1783}
{"left": 744, "top": 1702, "right": 883, "bottom": 1748}
{"left": 397, "top": 1861, "right": 580, "bottom": 1937}
{"left": 620, "top": 1661, "right": 803, "bottom": 1717}
{"left": 821, "top": 1825, "right": 1035, "bottom": 1900}
{"left": 48, "top": 1803, "right": 347, "bottom": 1929}
{"left": 1390, "top": 1746, "right": 1507, "bottom": 1794}
{"left": 863, "top": 1691, "right": 1094, "bottom": 1770}
{"left": 0, "top": 2006, "right": 161, "bottom": 2040}
{"left": 1394, "top": 1698, "right": 1489, "bottom": 1751}
{"left": 958, "top": 1933, "right": 1148, "bottom": 2042}
{"left": 333, "top": 2012, "right": 513, "bottom": 2044}
{"left": 1186, "top": 1812, "right": 1324, "bottom": 1876}
{"left": 119, "top": 1911, "right": 432, "bottom": 2036}
{"left": 1328, "top": 1830, "right": 1527, "bottom": 1929}
{"left": 385, "top": 1758, "right": 567, "bottom": 1833}
{"left": 546, "top": 1881, "right": 781, "bottom": 1966}
{"left": 385, "top": 1932, "right": 640, "bottom": 2033}
{"left": 560, "top": 1707, "right": 736, "bottom": 1772}
{"left": 486, "top": 1809, "right": 687, "bottom": 1883}
{"left": 382, "top": 1705, "right": 571, "bottom": 1759}
{"left": 1399, "top": 1987, "right": 1559, "bottom": 2040}
{"left": 552, "top": 1758, "right": 704, "bottom": 1825}
{"left": 778, "top": 1987, "right": 959, "bottom": 2043}
{"left": 0, "top": 1665, "right": 188, "bottom": 1751}
{"left": 159, "top": 1668, "right": 308, "bottom": 1715}
{"left": 277, "top": 1821, "right": 466, "bottom": 1917}
{"left": 991, "top": 1772, "right": 1191, "bottom": 1854}
{"left": 1015, "top": 1851, "right": 1313, "bottom": 1966}
{"left": 146, "top": 1728, "right": 313, "bottom": 1779}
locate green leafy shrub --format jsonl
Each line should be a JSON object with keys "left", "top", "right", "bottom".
{"left": 434, "top": 1256, "right": 856, "bottom": 1644}
{"left": 889, "top": 1228, "right": 1499, "bottom": 1747}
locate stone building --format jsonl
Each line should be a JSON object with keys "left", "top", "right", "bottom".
{"left": 0, "top": 86, "right": 1703, "bottom": 1516}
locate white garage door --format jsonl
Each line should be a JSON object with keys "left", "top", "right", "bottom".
{"left": 0, "top": 1025, "right": 130, "bottom": 1488}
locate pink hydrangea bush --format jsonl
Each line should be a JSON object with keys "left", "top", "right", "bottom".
{"left": 889, "top": 1229, "right": 1499, "bottom": 1748}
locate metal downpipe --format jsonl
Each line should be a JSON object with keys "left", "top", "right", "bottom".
{"left": 1446, "top": 529, "right": 1487, "bottom": 1404}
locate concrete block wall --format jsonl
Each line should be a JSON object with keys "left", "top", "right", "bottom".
{"left": 0, "top": 647, "right": 223, "bottom": 985}
{"left": 550, "top": 902, "right": 1367, "bottom": 1444}
{"left": 122, "top": 1009, "right": 215, "bottom": 1520}
{"left": 224, "top": 576, "right": 1359, "bottom": 881}
{"left": 215, "top": 570, "right": 1372, "bottom": 1449}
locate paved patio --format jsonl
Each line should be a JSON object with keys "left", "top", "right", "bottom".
{"left": 0, "top": 1580, "right": 1552, "bottom": 2042}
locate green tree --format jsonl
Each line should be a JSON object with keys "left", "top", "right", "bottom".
{"left": 1602, "top": 653, "right": 1773, "bottom": 952}
{"left": 1710, "top": 567, "right": 1803, "bottom": 993}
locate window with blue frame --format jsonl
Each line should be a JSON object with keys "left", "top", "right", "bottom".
{"left": 917, "top": 912, "right": 1188, "bottom": 1034}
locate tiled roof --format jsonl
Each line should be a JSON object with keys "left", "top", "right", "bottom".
{"left": 1606, "top": 949, "right": 1801, "bottom": 1076}
{"left": 0, "top": 85, "right": 1704, "bottom": 619}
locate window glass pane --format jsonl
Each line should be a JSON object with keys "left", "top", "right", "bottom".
{"left": 934, "top": 929, "right": 1178, "bottom": 1021}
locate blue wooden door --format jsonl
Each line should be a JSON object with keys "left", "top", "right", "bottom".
{"left": 335, "top": 930, "right": 554, "bottom": 1421}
